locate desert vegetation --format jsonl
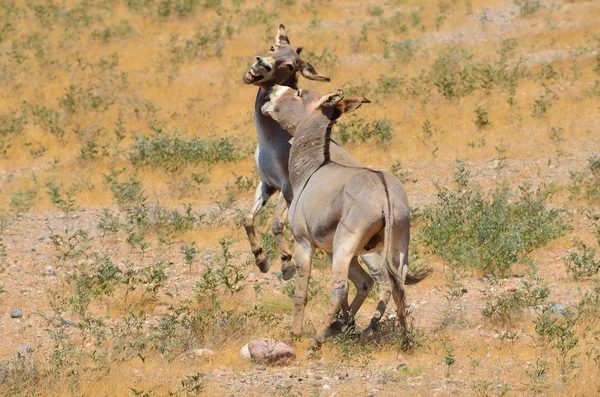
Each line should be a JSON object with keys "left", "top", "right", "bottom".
{"left": 0, "top": 0, "right": 599, "bottom": 395}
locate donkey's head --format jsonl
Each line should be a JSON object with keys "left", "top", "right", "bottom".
{"left": 243, "top": 24, "right": 329, "bottom": 87}
{"left": 261, "top": 85, "right": 370, "bottom": 133}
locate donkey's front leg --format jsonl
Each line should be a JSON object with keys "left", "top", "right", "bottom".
{"left": 243, "top": 180, "right": 276, "bottom": 273}
{"left": 291, "top": 240, "right": 314, "bottom": 338}
{"left": 272, "top": 193, "right": 295, "bottom": 280}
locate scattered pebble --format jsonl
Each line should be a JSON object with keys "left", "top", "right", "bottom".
{"left": 10, "top": 308, "right": 23, "bottom": 318}
{"left": 396, "top": 364, "right": 408, "bottom": 371}
{"left": 547, "top": 304, "right": 569, "bottom": 316}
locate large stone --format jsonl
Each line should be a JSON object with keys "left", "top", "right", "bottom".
{"left": 245, "top": 338, "right": 296, "bottom": 365}
{"left": 270, "top": 341, "right": 296, "bottom": 365}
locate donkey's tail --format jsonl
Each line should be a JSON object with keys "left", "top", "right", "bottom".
{"left": 377, "top": 173, "right": 404, "bottom": 294}
{"left": 377, "top": 172, "right": 431, "bottom": 287}
{"left": 405, "top": 268, "right": 433, "bottom": 285}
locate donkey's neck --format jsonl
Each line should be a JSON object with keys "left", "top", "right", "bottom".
{"left": 254, "top": 75, "right": 299, "bottom": 147}
{"left": 288, "top": 113, "right": 333, "bottom": 191}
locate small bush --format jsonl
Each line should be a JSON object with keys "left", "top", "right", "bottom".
{"left": 514, "top": 0, "right": 542, "bottom": 16}
{"left": 565, "top": 241, "right": 600, "bottom": 279}
{"left": 417, "top": 162, "right": 568, "bottom": 274}
{"left": 334, "top": 116, "right": 393, "bottom": 145}
{"left": 9, "top": 188, "right": 38, "bottom": 214}
{"left": 91, "top": 20, "right": 134, "bottom": 42}
{"left": 474, "top": 104, "right": 491, "bottom": 129}
{"left": 575, "top": 283, "right": 600, "bottom": 322}
{"left": 130, "top": 131, "right": 245, "bottom": 173}
{"left": 0, "top": 111, "right": 26, "bottom": 156}
{"left": 103, "top": 169, "right": 149, "bottom": 228}
{"left": 330, "top": 324, "right": 374, "bottom": 367}
{"left": 194, "top": 237, "right": 246, "bottom": 305}
{"left": 569, "top": 154, "right": 600, "bottom": 203}
{"left": 481, "top": 276, "right": 550, "bottom": 324}
{"left": 389, "top": 161, "right": 417, "bottom": 184}
{"left": 429, "top": 48, "right": 476, "bottom": 100}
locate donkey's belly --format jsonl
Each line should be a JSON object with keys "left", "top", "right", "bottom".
{"left": 255, "top": 146, "right": 290, "bottom": 191}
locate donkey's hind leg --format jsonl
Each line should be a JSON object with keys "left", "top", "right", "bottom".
{"left": 346, "top": 257, "right": 374, "bottom": 322}
{"left": 332, "top": 257, "right": 373, "bottom": 331}
{"left": 272, "top": 193, "right": 295, "bottom": 280}
{"left": 361, "top": 252, "right": 393, "bottom": 333}
{"left": 243, "top": 180, "right": 276, "bottom": 273}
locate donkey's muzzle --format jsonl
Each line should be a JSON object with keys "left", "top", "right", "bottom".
{"left": 243, "top": 57, "right": 275, "bottom": 84}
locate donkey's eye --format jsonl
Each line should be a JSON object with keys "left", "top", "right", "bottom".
{"left": 296, "top": 90, "right": 301, "bottom": 97}
{"left": 270, "top": 46, "right": 275, "bottom": 52}
{"left": 287, "top": 64, "right": 295, "bottom": 72}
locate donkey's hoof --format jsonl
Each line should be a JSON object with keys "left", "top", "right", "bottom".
{"left": 290, "top": 331, "right": 303, "bottom": 342}
{"left": 281, "top": 262, "right": 296, "bottom": 280}
{"left": 360, "top": 327, "right": 376, "bottom": 340}
{"left": 329, "top": 320, "right": 345, "bottom": 331}
{"left": 256, "top": 256, "right": 270, "bottom": 273}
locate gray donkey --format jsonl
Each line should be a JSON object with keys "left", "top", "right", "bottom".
{"left": 261, "top": 85, "right": 430, "bottom": 348}
{"left": 242, "top": 24, "right": 375, "bottom": 310}
{"left": 242, "top": 24, "right": 332, "bottom": 280}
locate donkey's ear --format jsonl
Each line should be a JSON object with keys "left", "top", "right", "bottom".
{"left": 319, "top": 90, "right": 344, "bottom": 108}
{"left": 336, "top": 97, "right": 371, "bottom": 114}
{"left": 300, "top": 61, "right": 330, "bottom": 82}
{"left": 275, "top": 24, "right": 290, "bottom": 45}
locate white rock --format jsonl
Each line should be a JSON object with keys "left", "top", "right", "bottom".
{"left": 240, "top": 344, "right": 251, "bottom": 359}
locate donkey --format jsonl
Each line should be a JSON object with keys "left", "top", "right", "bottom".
{"left": 242, "top": 24, "right": 370, "bottom": 298}
{"left": 244, "top": 25, "right": 407, "bottom": 327}
{"left": 261, "top": 85, "right": 430, "bottom": 348}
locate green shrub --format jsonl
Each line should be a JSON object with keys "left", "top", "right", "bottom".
{"left": 0, "top": 110, "right": 26, "bottom": 156}
{"left": 151, "top": 204, "right": 199, "bottom": 245}
{"left": 130, "top": 131, "right": 245, "bottom": 173}
{"left": 91, "top": 20, "right": 134, "bottom": 42}
{"left": 194, "top": 237, "right": 246, "bottom": 305}
{"left": 46, "top": 181, "right": 79, "bottom": 214}
{"left": 9, "top": 188, "right": 38, "bottom": 214}
{"left": 481, "top": 276, "right": 550, "bottom": 324}
{"left": 429, "top": 48, "right": 476, "bottom": 100}
{"left": 334, "top": 116, "right": 393, "bottom": 145}
{"left": 103, "top": 169, "right": 149, "bottom": 228}
{"left": 565, "top": 240, "right": 600, "bottom": 279}
{"left": 569, "top": 154, "right": 600, "bottom": 203}
{"left": 474, "top": 104, "right": 491, "bottom": 129}
{"left": 534, "top": 307, "right": 579, "bottom": 380}
{"left": 575, "top": 283, "right": 600, "bottom": 322}
{"left": 514, "top": 0, "right": 542, "bottom": 16}
{"left": 417, "top": 162, "right": 568, "bottom": 274}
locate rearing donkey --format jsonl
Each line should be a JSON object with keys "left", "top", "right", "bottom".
{"left": 262, "top": 85, "right": 430, "bottom": 348}
{"left": 242, "top": 24, "right": 364, "bottom": 283}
